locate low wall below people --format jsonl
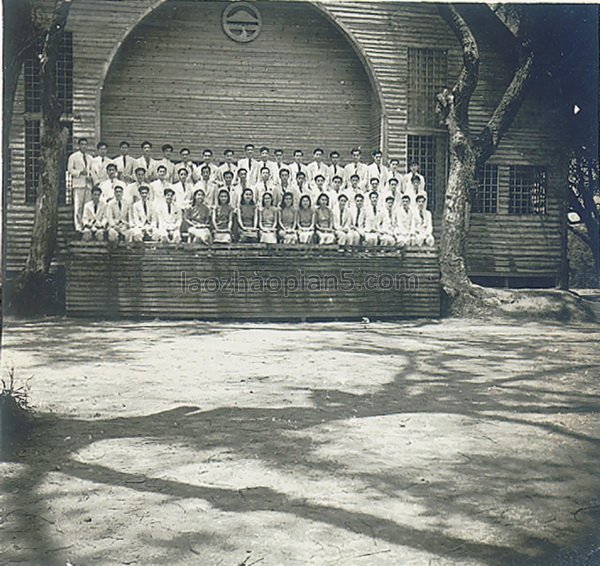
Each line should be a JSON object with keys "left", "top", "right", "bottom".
{"left": 66, "top": 242, "right": 441, "bottom": 320}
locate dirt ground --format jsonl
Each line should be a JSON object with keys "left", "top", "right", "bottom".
{"left": 1, "top": 318, "right": 599, "bottom": 566}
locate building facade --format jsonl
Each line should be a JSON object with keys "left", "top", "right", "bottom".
{"left": 5, "top": 1, "right": 565, "bottom": 286}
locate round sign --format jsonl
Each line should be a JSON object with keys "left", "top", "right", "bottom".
{"left": 222, "top": 2, "right": 262, "bottom": 43}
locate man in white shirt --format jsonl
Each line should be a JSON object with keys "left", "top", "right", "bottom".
{"left": 287, "top": 149, "right": 308, "bottom": 180}
{"left": 306, "top": 148, "right": 329, "bottom": 187}
{"left": 194, "top": 148, "right": 220, "bottom": 184}
{"left": 218, "top": 148, "right": 238, "bottom": 182}
{"left": 125, "top": 167, "right": 148, "bottom": 205}
{"left": 388, "top": 158, "right": 402, "bottom": 185}
{"left": 81, "top": 186, "right": 107, "bottom": 241}
{"left": 237, "top": 144, "right": 261, "bottom": 186}
{"left": 254, "top": 146, "right": 278, "bottom": 185}
{"left": 328, "top": 151, "right": 347, "bottom": 189}
{"left": 344, "top": 148, "right": 368, "bottom": 190}
{"left": 134, "top": 141, "right": 159, "bottom": 182}
{"left": 67, "top": 137, "right": 93, "bottom": 231}
{"left": 377, "top": 196, "right": 397, "bottom": 246}
{"left": 273, "top": 149, "right": 287, "bottom": 177}
{"left": 113, "top": 140, "right": 135, "bottom": 185}
{"left": 254, "top": 166, "right": 281, "bottom": 206}
{"left": 346, "top": 174, "right": 364, "bottom": 203}
{"left": 412, "top": 194, "right": 434, "bottom": 246}
{"left": 395, "top": 194, "right": 414, "bottom": 247}
{"left": 402, "top": 160, "right": 426, "bottom": 197}
{"left": 174, "top": 148, "right": 195, "bottom": 182}
{"left": 91, "top": 141, "right": 112, "bottom": 186}
{"left": 98, "top": 162, "right": 120, "bottom": 203}
{"left": 277, "top": 168, "right": 294, "bottom": 201}
{"left": 150, "top": 164, "right": 172, "bottom": 204}
{"left": 155, "top": 188, "right": 182, "bottom": 243}
{"left": 192, "top": 165, "right": 219, "bottom": 206}
{"left": 106, "top": 185, "right": 132, "bottom": 243}
{"left": 367, "top": 149, "right": 389, "bottom": 187}
{"left": 171, "top": 166, "right": 192, "bottom": 208}
{"left": 333, "top": 193, "right": 353, "bottom": 245}
{"left": 348, "top": 193, "right": 367, "bottom": 246}
{"left": 130, "top": 185, "right": 157, "bottom": 242}
{"left": 154, "top": 144, "right": 176, "bottom": 182}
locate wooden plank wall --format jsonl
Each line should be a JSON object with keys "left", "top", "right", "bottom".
{"left": 6, "top": 0, "right": 566, "bottom": 283}
{"left": 66, "top": 243, "right": 441, "bottom": 320}
{"left": 101, "top": 1, "right": 375, "bottom": 157}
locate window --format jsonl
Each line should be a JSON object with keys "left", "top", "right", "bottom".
{"left": 24, "top": 31, "right": 73, "bottom": 204}
{"left": 408, "top": 48, "right": 448, "bottom": 127}
{"left": 509, "top": 165, "right": 547, "bottom": 214}
{"left": 25, "top": 120, "right": 73, "bottom": 205}
{"left": 24, "top": 32, "right": 73, "bottom": 114}
{"left": 473, "top": 165, "right": 498, "bottom": 213}
{"left": 407, "top": 135, "right": 436, "bottom": 210}
{"left": 25, "top": 120, "right": 41, "bottom": 204}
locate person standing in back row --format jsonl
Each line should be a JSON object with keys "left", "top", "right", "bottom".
{"left": 68, "top": 137, "right": 93, "bottom": 231}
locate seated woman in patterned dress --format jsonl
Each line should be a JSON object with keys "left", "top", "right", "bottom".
{"left": 278, "top": 191, "right": 298, "bottom": 244}
{"left": 314, "top": 193, "right": 336, "bottom": 245}
{"left": 185, "top": 188, "right": 212, "bottom": 245}
{"left": 258, "top": 192, "right": 278, "bottom": 244}
{"left": 237, "top": 187, "right": 258, "bottom": 243}
{"left": 297, "top": 194, "right": 315, "bottom": 244}
{"left": 212, "top": 189, "right": 234, "bottom": 243}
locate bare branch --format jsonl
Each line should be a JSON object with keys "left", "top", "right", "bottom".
{"left": 568, "top": 224, "right": 592, "bottom": 248}
{"left": 438, "top": 4, "right": 479, "bottom": 127}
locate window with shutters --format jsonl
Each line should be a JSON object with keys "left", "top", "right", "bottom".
{"left": 408, "top": 48, "right": 448, "bottom": 127}
{"left": 24, "top": 32, "right": 73, "bottom": 114}
{"left": 24, "top": 31, "right": 73, "bottom": 204}
{"left": 407, "top": 135, "right": 436, "bottom": 210}
{"left": 509, "top": 165, "right": 547, "bottom": 214}
{"left": 473, "top": 165, "right": 499, "bottom": 213}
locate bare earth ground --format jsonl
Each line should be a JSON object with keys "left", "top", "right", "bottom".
{"left": 1, "top": 318, "right": 599, "bottom": 566}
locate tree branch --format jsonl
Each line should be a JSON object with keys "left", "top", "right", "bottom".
{"left": 476, "top": 43, "right": 534, "bottom": 165}
{"left": 438, "top": 4, "right": 479, "bottom": 128}
{"left": 568, "top": 224, "right": 592, "bottom": 247}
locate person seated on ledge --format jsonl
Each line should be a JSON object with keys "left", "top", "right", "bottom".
{"left": 348, "top": 192, "right": 366, "bottom": 246}
{"left": 212, "top": 189, "right": 234, "bottom": 244}
{"left": 395, "top": 194, "right": 414, "bottom": 248}
{"left": 155, "top": 187, "right": 182, "bottom": 243}
{"left": 81, "top": 186, "right": 107, "bottom": 241}
{"left": 334, "top": 193, "right": 353, "bottom": 246}
{"left": 378, "top": 195, "right": 397, "bottom": 247}
{"left": 278, "top": 191, "right": 298, "bottom": 244}
{"left": 106, "top": 185, "right": 132, "bottom": 243}
{"left": 237, "top": 188, "right": 258, "bottom": 243}
{"left": 258, "top": 192, "right": 278, "bottom": 244}
{"left": 185, "top": 188, "right": 212, "bottom": 245}
{"left": 412, "top": 194, "right": 435, "bottom": 247}
{"left": 315, "top": 193, "right": 336, "bottom": 245}
{"left": 297, "top": 194, "right": 315, "bottom": 244}
{"left": 130, "top": 185, "right": 157, "bottom": 242}
{"left": 363, "top": 191, "right": 380, "bottom": 247}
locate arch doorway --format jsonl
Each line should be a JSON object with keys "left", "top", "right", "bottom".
{"left": 100, "top": 1, "right": 382, "bottom": 158}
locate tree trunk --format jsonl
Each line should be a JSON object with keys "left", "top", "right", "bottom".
{"left": 14, "top": 0, "right": 71, "bottom": 315}
{"left": 437, "top": 4, "right": 535, "bottom": 316}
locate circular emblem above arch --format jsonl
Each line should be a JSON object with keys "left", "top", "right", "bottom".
{"left": 222, "top": 2, "right": 262, "bottom": 43}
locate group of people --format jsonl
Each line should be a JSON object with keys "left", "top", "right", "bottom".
{"left": 67, "top": 140, "right": 434, "bottom": 246}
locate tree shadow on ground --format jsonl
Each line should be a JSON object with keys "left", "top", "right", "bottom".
{"left": 2, "top": 325, "right": 600, "bottom": 566}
